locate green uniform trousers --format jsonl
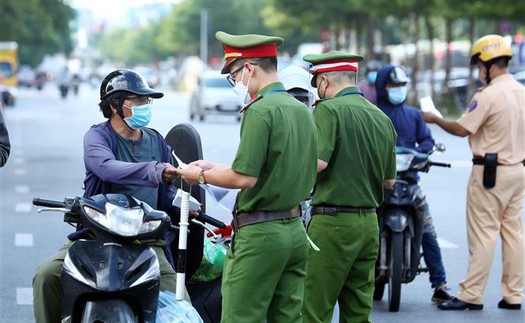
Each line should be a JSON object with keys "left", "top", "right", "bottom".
{"left": 32, "top": 240, "right": 183, "bottom": 323}
{"left": 221, "top": 217, "right": 309, "bottom": 323}
{"left": 303, "top": 211, "right": 379, "bottom": 323}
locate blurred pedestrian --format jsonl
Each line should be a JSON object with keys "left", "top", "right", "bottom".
{"left": 424, "top": 34, "right": 524, "bottom": 311}
{"left": 0, "top": 108, "right": 10, "bottom": 167}
{"left": 375, "top": 64, "right": 454, "bottom": 303}
{"left": 302, "top": 51, "right": 397, "bottom": 322}
{"left": 176, "top": 31, "right": 318, "bottom": 323}
{"left": 357, "top": 60, "right": 381, "bottom": 104}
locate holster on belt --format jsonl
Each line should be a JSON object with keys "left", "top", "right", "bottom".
{"left": 473, "top": 153, "right": 498, "bottom": 189}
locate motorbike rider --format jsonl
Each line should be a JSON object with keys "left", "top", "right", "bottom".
{"left": 32, "top": 69, "right": 190, "bottom": 323}
{"left": 375, "top": 64, "right": 454, "bottom": 303}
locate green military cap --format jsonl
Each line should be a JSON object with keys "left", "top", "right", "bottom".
{"left": 215, "top": 31, "right": 284, "bottom": 74}
{"left": 303, "top": 51, "right": 363, "bottom": 87}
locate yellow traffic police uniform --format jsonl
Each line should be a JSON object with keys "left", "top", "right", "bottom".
{"left": 456, "top": 73, "right": 525, "bottom": 305}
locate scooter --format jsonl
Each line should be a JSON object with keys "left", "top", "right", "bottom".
{"left": 373, "top": 144, "right": 450, "bottom": 312}
{"left": 33, "top": 193, "right": 176, "bottom": 323}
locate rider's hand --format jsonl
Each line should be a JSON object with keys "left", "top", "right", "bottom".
{"left": 162, "top": 164, "right": 179, "bottom": 183}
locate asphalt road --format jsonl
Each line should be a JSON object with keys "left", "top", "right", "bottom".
{"left": 0, "top": 82, "right": 523, "bottom": 323}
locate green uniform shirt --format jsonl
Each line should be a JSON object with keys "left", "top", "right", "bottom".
{"left": 232, "top": 82, "right": 318, "bottom": 213}
{"left": 313, "top": 86, "right": 397, "bottom": 207}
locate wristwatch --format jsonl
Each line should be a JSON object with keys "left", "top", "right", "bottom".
{"left": 198, "top": 169, "right": 207, "bottom": 184}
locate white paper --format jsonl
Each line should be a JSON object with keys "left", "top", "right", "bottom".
{"left": 171, "top": 151, "right": 188, "bottom": 169}
{"left": 172, "top": 189, "right": 201, "bottom": 211}
{"left": 419, "top": 96, "right": 443, "bottom": 118}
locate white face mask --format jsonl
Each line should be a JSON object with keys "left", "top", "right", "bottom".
{"left": 233, "top": 68, "right": 252, "bottom": 105}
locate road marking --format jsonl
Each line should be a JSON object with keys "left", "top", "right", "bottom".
{"left": 15, "top": 185, "right": 30, "bottom": 193}
{"left": 15, "top": 233, "right": 34, "bottom": 247}
{"left": 13, "top": 157, "right": 25, "bottom": 165}
{"left": 14, "top": 169, "right": 27, "bottom": 176}
{"left": 437, "top": 237, "right": 459, "bottom": 249}
{"left": 15, "top": 203, "right": 32, "bottom": 213}
{"left": 16, "top": 288, "right": 33, "bottom": 305}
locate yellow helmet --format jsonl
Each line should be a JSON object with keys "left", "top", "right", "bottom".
{"left": 470, "top": 34, "right": 512, "bottom": 65}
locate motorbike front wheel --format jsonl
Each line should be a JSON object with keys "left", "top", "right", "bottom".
{"left": 388, "top": 232, "right": 403, "bottom": 312}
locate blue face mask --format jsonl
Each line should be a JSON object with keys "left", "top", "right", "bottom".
{"left": 124, "top": 103, "right": 152, "bottom": 129}
{"left": 367, "top": 72, "right": 377, "bottom": 83}
{"left": 387, "top": 86, "right": 407, "bottom": 105}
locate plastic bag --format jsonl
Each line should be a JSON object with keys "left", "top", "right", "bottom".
{"left": 191, "top": 238, "right": 227, "bottom": 282}
{"left": 156, "top": 290, "right": 203, "bottom": 323}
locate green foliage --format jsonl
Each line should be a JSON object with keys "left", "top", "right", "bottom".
{"left": 0, "top": 0, "right": 75, "bottom": 67}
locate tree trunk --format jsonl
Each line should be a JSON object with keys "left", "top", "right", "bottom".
{"left": 467, "top": 18, "right": 476, "bottom": 101}
{"left": 412, "top": 12, "right": 420, "bottom": 103}
{"left": 424, "top": 14, "right": 436, "bottom": 100}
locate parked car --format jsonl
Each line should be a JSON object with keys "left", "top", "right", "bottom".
{"left": 189, "top": 70, "right": 243, "bottom": 122}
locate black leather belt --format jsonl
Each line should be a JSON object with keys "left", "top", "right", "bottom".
{"left": 232, "top": 206, "right": 300, "bottom": 232}
{"left": 311, "top": 206, "right": 376, "bottom": 216}
{"left": 472, "top": 156, "right": 525, "bottom": 166}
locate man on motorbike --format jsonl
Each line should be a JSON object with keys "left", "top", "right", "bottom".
{"left": 32, "top": 69, "right": 189, "bottom": 323}
{"left": 375, "top": 64, "right": 454, "bottom": 303}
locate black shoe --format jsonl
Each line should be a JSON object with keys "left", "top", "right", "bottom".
{"left": 438, "top": 298, "right": 483, "bottom": 310}
{"left": 498, "top": 299, "right": 522, "bottom": 310}
{"left": 432, "top": 284, "right": 454, "bottom": 303}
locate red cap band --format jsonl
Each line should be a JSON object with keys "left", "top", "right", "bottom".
{"left": 223, "top": 44, "right": 278, "bottom": 59}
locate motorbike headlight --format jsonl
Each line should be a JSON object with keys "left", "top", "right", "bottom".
{"left": 396, "top": 154, "right": 414, "bottom": 172}
{"left": 84, "top": 203, "right": 144, "bottom": 237}
{"left": 138, "top": 219, "right": 162, "bottom": 234}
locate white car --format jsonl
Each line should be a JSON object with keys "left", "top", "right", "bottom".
{"left": 189, "top": 70, "right": 243, "bottom": 122}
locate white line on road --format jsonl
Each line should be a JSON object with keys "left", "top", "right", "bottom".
{"left": 13, "top": 157, "right": 25, "bottom": 165}
{"left": 16, "top": 287, "right": 33, "bottom": 305}
{"left": 15, "top": 185, "right": 30, "bottom": 194}
{"left": 15, "top": 233, "right": 34, "bottom": 247}
{"left": 15, "top": 203, "right": 32, "bottom": 213}
{"left": 437, "top": 237, "right": 459, "bottom": 249}
{"left": 14, "top": 169, "right": 27, "bottom": 176}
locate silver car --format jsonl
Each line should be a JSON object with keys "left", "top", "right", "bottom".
{"left": 189, "top": 70, "right": 243, "bottom": 122}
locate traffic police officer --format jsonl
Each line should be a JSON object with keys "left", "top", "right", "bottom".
{"left": 176, "top": 31, "right": 318, "bottom": 322}
{"left": 302, "top": 51, "right": 397, "bottom": 322}
{"left": 424, "top": 34, "right": 524, "bottom": 310}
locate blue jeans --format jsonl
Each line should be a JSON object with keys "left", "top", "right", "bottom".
{"left": 421, "top": 202, "right": 447, "bottom": 289}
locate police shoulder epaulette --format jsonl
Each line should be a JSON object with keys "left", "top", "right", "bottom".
{"left": 240, "top": 95, "right": 263, "bottom": 113}
{"left": 312, "top": 98, "right": 328, "bottom": 108}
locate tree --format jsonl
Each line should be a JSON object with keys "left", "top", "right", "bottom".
{"left": 0, "top": 0, "right": 75, "bottom": 67}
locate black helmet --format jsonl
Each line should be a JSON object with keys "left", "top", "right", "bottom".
{"left": 386, "top": 66, "right": 409, "bottom": 85}
{"left": 100, "top": 69, "right": 163, "bottom": 100}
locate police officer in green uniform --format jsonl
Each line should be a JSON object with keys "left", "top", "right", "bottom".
{"left": 302, "top": 51, "right": 397, "bottom": 323}
{"left": 177, "top": 31, "right": 318, "bottom": 323}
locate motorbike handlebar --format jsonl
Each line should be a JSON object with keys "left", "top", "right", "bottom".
{"left": 32, "top": 198, "right": 66, "bottom": 208}
{"left": 195, "top": 212, "right": 227, "bottom": 229}
{"left": 429, "top": 161, "right": 451, "bottom": 168}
